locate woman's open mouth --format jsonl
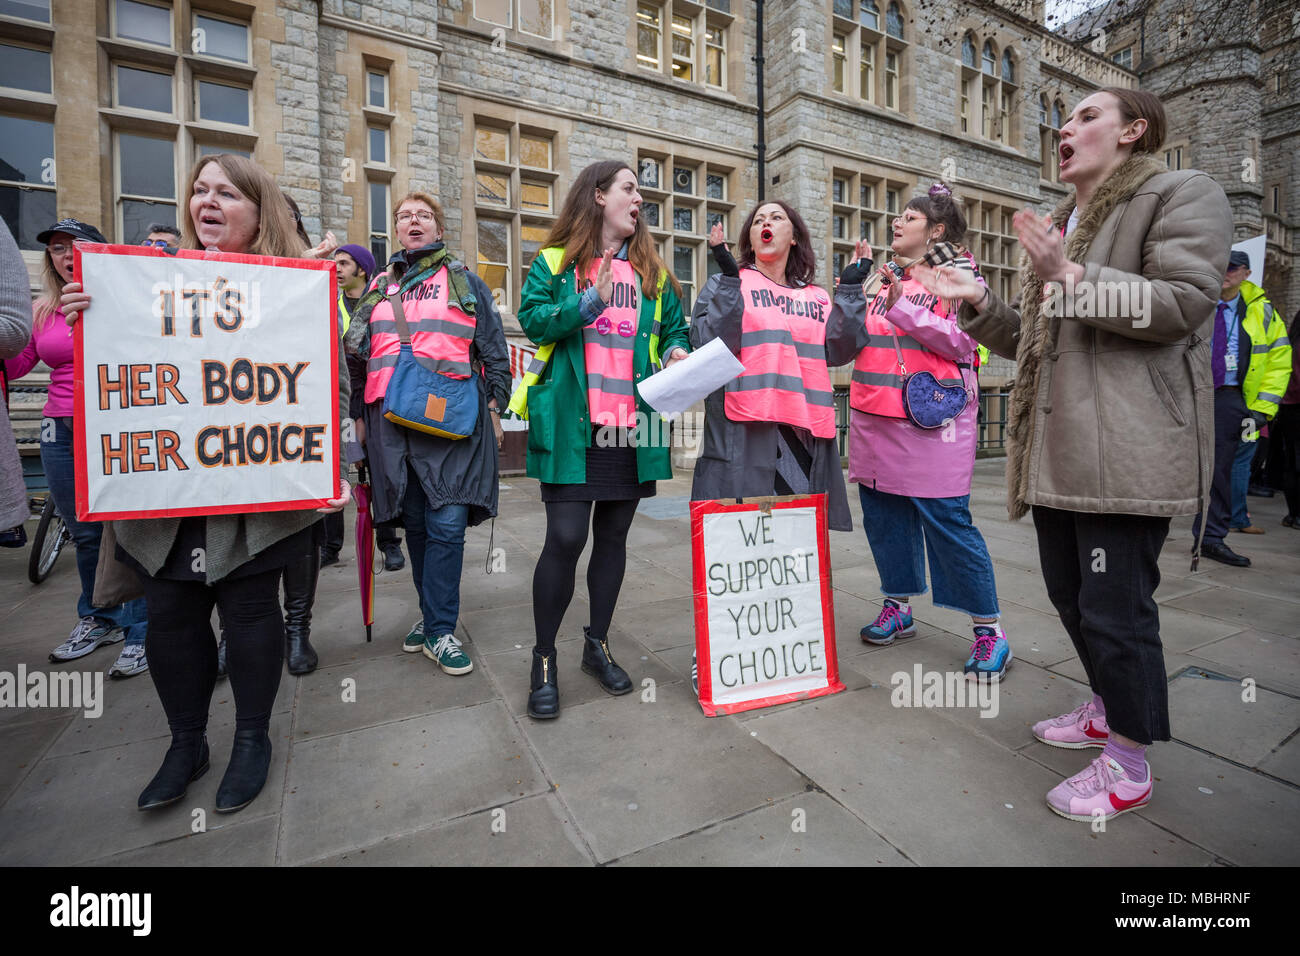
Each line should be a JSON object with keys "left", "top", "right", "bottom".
{"left": 1059, "top": 143, "right": 1075, "bottom": 166}
{"left": 760, "top": 228, "right": 773, "bottom": 243}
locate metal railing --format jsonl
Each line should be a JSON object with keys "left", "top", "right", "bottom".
{"left": 834, "top": 385, "right": 1012, "bottom": 459}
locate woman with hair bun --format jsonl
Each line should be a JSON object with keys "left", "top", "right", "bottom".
{"left": 849, "top": 182, "right": 1012, "bottom": 683}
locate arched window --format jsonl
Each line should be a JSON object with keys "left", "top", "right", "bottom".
{"left": 1001, "top": 49, "right": 1015, "bottom": 84}
{"left": 1052, "top": 98, "right": 1064, "bottom": 128}
{"left": 1039, "top": 93, "right": 1048, "bottom": 125}
{"left": 886, "top": 1, "right": 904, "bottom": 39}
{"left": 961, "top": 32, "right": 976, "bottom": 68}
{"left": 860, "top": 0, "right": 879, "bottom": 30}
{"left": 982, "top": 39, "right": 997, "bottom": 75}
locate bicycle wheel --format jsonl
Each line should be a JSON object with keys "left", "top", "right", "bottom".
{"left": 28, "top": 497, "right": 68, "bottom": 584}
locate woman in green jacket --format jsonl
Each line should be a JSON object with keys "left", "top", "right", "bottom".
{"left": 514, "top": 160, "right": 690, "bottom": 719}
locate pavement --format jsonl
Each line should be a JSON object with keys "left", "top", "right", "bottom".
{"left": 1, "top": 458, "right": 1297, "bottom": 867}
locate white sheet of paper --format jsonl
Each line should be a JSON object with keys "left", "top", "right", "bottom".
{"left": 637, "top": 336, "right": 744, "bottom": 420}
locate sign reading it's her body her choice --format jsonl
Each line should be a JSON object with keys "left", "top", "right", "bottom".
{"left": 691, "top": 495, "right": 845, "bottom": 716}
{"left": 72, "top": 244, "right": 338, "bottom": 521}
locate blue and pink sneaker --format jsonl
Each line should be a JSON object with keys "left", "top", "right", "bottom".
{"left": 964, "top": 625, "right": 1011, "bottom": 681}
{"left": 1046, "top": 755, "right": 1152, "bottom": 823}
{"left": 861, "top": 599, "right": 917, "bottom": 645}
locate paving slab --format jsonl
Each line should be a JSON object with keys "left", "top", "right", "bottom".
{"left": 0, "top": 712, "right": 291, "bottom": 866}
{"left": 310, "top": 794, "right": 592, "bottom": 866}
{"left": 1258, "top": 734, "right": 1300, "bottom": 787}
{"left": 293, "top": 652, "right": 498, "bottom": 741}
{"left": 1165, "top": 586, "right": 1299, "bottom": 639}
{"left": 746, "top": 685, "right": 1214, "bottom": 866}
{"left": 1188, "top": 630, "right": 1300, "bottom": 698}
{"left": 612, "top": 792, "right": 913, "bottom": 866}
{"left": 517, "top": 692, "right": 807, "bottom": 863}
{"left": 1022, "top": 741, "right": 1300, "bottom": 867}
{"left": 88, "top": 814, "right": 280, "bottom": 866}
{"left": 610, "top": 595, "right": 695, "bottom": 653}
{"left": 460, "top": 593, "right": 590, "bottom": 656}
{"left": 278, "top": 701, "right": 547, "bottom": 865}
{"left": 0, "top": 713, "right": 69, "bottom": 805}
{"left": 1166, "top": 670, "right": 1300, "bottom": 766}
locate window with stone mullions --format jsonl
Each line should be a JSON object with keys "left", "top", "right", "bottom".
{"left": 472, "top": 121, "right": 556, "bottom": 310}
{"left": 831, "top": 0, "right": 906, "bottom": 111}
{"left": 116, "top": 130, "right": 177, "bottom": 245}
{"left": 472, "top": 0, "right": 554, "bottom": 40}
{"left": 637, "top": 2, "right": 729, "bottom": 91}
{"left": 830, "top": 169, "right": 890, "bottom": 279}
{"left": 640, "top": 152, "right": 732, "bottom": 313}
{"left": 0, "top": 41, "right": 52, "bottom": 95}
{"left": 959, "top": 31, "right": 1017, "bottom": 146}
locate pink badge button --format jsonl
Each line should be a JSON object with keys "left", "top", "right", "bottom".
{"left": 595, "top": 316, "right": 612, "bottom": 335}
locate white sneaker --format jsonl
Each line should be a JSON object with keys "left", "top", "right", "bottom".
{"left": 49, "top": 617, "right": 124, "bottom": 662}
{"left": 108, "top": 644, "right": 149, "bottom": 678}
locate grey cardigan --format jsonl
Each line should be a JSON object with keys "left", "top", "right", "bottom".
{"left": 0, "top": 221, "right": 33, "bottom": 530}
{"left": 114, "top": 309, "right": 351, "bottom": 583}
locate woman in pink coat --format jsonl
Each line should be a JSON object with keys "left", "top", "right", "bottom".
{"left": 848, "top": 183, "right": 1010, "bottom": 681}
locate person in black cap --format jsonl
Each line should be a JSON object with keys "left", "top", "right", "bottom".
{"left": 4, "top": 219, "right": 151, "bottom": 677}
{"left": 1190, "top": 249, "right": 1286, "bottom": 566}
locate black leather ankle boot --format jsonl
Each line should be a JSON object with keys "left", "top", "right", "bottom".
{"left": 138, "top": 732, "right": 210, "bottom": 810}
{"left": 527, "top": 648, "right": 559, "bottom": 719}
{"left": 282, "top": 553, "right": 320, "bottom": 675}
{"left": 581, "top": 627, "right": 632, "bottom": 695}
{"left": 215, "top": 729, "right": 272, "bottom": 813}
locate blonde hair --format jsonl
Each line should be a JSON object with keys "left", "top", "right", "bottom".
{"left": 393, "top": 192, "right": 445, "bottom": 234}
{"left": 33, "top": 252, "right": 65, "bottom": 329}
{"left": 179, "top": 154, "right": 306, "bottom": 258}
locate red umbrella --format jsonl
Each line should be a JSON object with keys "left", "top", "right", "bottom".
{"left": 354, "top": 460, "right": 375, "bottom": 642}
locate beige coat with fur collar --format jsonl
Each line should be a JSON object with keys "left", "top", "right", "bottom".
{"left": 958, "top": 155, "right": 1232, "bottom": 523}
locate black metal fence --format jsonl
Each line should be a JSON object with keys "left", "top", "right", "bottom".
{"left": 834, "top": 385, "right": 1012, "bottom": 459}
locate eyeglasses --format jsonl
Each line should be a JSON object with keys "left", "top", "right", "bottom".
{"left": 141, "top": 239, "right": 171, "bottom": 247}
{"left": 47, "top": 243, "right": 74, "bottom": 256}
{"left": 592, "top": 316, "right": 635, "bottom": 337}
{"left": 395, "top": 211, "right": 436, "bottom": 224}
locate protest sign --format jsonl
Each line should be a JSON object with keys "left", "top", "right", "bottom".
{"left": 72, "top": 244, "right": 338, "bottom": 520}
{"left": 691, "top": 494, "right": 845, "bottom": 716}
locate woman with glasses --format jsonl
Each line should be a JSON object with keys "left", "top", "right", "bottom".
{"left": 513, "top": 160, "right": 690, "bottom": 719}
{"left": 5, "top": 219, "right": 150, "bottom": 678}
{"left": 848, "top": 183, "right": 1011, "bottom": 682}
{"left": 344, "top": 192, "right": 511, "bottom": 679}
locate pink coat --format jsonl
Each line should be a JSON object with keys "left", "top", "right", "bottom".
{"left": 847, "top": 295, "right": 980, "bottom": 499}
{"left": 5, "top": 309, "right": 75, "bottom": 418}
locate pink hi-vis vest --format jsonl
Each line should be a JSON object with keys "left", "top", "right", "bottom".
{"left": 364, "top": 266, "right": 476, "bottom": 405}
{"left": 724, "top": 268, "right": 835, "bottom": 439}
{"left": 582, "top": 258, "right": 639, "bottom": 428}
{"left": 849, "top": 270, "right": 965, "bottom": 419}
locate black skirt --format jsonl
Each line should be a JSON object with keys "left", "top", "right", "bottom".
{"left": 118, "top": 517, "right": 321, "bottom": 582}
{"left": 540, "top": 429, "right": 655, "bottom": 502}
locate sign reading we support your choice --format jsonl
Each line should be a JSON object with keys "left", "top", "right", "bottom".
{"left": 691, "top": 495, "right": 845, "bottom": 716}
{"left": 72, "top": 245, "right": 338, "bottom": 521}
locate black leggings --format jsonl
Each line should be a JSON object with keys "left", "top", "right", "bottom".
{"left": 141, "top": 568, "right": 285, "bottom": 736}
{"left": 532, "top": 499, "right": 640, "bottom": 652}
{"left": 1277, "top": 404, "right": 1300, "bottom": 518}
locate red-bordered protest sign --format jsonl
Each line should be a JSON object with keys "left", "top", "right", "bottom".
{"left": 72, "top": 244, "right": 339, "bottom": 521}
{"left": 691, "top": 494, "right": 845, "bottom": 716}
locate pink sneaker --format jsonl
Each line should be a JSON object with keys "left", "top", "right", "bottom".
{"left": 1032, "top": 700, "right": 1109, "bottom": 749}
{"left": 1046, "top": 755, "right": 1152, "bottom": 823}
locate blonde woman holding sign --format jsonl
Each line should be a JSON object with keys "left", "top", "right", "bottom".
{"left": 61, "top": 154, "right": 351, "bottom": 814}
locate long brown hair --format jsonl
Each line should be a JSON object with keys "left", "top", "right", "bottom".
{"left": 736, "top": 200, "right": 816, "bottom": 286}
{"left": 543, "top": 160, "right": 679, "bottom": 300}
{"left": 179, "top": 154, "right": 305, "bottom": 257}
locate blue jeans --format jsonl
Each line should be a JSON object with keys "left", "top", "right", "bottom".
{"left": 1229, "top": 435, "right": 1257, "bottom": 529}
{"left": 41, "top": 417, "right": 147, "bottom": 646}
{"left": 858, "top": 484, "right": 1000, "bottom": 618}
{"left": 400, "top": 464, "right": 469, "bottom": 637}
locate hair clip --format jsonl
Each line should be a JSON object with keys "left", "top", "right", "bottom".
{"left": 928, "top": 183, "right": 952, "bottom": 199}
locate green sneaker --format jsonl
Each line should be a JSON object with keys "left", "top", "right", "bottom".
{"left": 402, "top": 620, "right": 425, "bottom": 653}
{"left": 423, "top": 633, "right": 473, "bottom": 675}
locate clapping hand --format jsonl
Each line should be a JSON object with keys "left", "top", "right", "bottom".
{"left": 595, "top": 247, "right": 615, "bottom": 304}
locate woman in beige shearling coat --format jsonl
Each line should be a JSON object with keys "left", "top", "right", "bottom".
{"left": 917, "top": 88, "right": 1232, "bottom": 825}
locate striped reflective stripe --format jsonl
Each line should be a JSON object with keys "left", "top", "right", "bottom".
{"left": 367, "top": 353, "right": 473, "bottom": 377}
{"left": 852, "top": 369, "right": 963, "bottom": 388}
{"left": 732, "top": 373, "right": 834, "bottom": 406}
{"left": 1257, "top": 391, "right": 1283, "bottom": 404}
{"left": 586, "top": 373, "right": 636, "bottom": 395}
{"left": 584, "top": 333, "right": 636, "bottom": 352}
{"left": 370, "top": 318, "right": 474, "bottom": 337}
{"left": 525, "top": 355, "right": 547, "bottom": 376}
{"left": 740, "top": 329, "right": 823, "bottom": 359}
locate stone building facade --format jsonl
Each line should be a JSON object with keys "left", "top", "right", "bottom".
{"left": 2, "top": 0, "right": 1290, "bottom": 460}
